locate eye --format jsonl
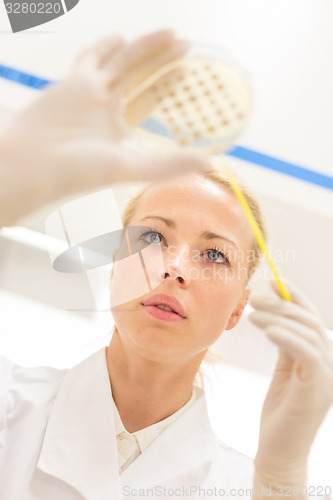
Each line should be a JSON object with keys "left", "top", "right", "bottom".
{"left": 139, "top": 229, "right": 165, "bottom": 245}
{"left": 204, "top": 248, "right": 229, "bottom": 265}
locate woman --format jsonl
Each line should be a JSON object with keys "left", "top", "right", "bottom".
{"left": 0, "top": 31, "right": 332, "bottom": 500}
{"left": 107, "top": 170, "right": 333, "bottom": 498}
{"left": 1, "top": 168, "right": 333, "bottom": 499}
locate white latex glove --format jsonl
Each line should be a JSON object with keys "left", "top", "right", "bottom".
{"left": 249, "top": 280, "right": 333, "bottom": 488}
{"left": 0, "top": 30, "right": 207, "bottom": 227}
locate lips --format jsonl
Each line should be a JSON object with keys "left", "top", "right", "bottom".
{"left": 142, "top": 294, "right": 187, "bottom": 318}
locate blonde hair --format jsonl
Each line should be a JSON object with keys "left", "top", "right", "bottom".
{"left": 113, "top": 165, "right": 267, "bottom": 387}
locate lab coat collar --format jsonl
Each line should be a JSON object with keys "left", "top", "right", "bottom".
{"left": 36, "top": 348, "right": 219, "bottom": 500}
{"left": 120, "top": 386, "right": 218, "bottom": 490}
{"left": 36, "top": 348, "right": 121, "bottom": 500}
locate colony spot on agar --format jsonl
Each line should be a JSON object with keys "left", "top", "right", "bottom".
{"left": 126, "top": 56, "right": 251, "bottom": 151}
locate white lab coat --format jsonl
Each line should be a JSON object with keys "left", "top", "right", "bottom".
{"left": 0, "top": 348, "right": 256, "bottom": 499}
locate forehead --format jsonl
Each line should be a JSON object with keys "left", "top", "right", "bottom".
{"left": 130, "top": 175, "right": 253, "bottom": 249}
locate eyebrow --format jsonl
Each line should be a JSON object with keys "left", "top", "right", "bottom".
{"left": 139, "top": 215, "right": 239, "bottom": 249}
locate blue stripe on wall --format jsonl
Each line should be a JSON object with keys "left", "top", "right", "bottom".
{"left": 1, "top": 63, "right": 332, "bottom": 191}
{"left": 226, "top": 146, "right": 333, "bottom": 191}
{"left": 0, "top": 64, "right": 53, "bottom": 89}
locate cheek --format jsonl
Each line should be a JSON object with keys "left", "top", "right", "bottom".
{"left": 195, "top": 270, "right": 244, "bottom": 324}
{"left": 197, "top": 259, "right": 247, "bottom": 285}
{"left": 109, "top": 246, "right": 166, "bottom": 308}
{"left": 198, "top": 265, "right": 243, "bottom": 296}
{"left": 109, "top": 256, "right": 152, "bottom": 308}
{"left": 195, "top": 277, "right": 231, "bottom": 319}
{"left": 110, "top": 257, "right": 145, "bottom": 307}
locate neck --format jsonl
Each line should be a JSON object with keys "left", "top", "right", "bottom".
{"left": 106, "top": 330, "right": 205, "bottom": 433}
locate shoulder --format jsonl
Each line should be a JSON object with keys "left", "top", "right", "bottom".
{"left": 0, "top": 354, "right": 66, "bottom": 390}
{"left": 215, "top": 436, "right": 253, "bottom": 468}
{"left": 206, "top": 433, "right": 254, "bottom": 491}
{"left": 0, "top": 355, "right": 66, "bottom": 433}
{"left": 186, "top": 386, "right": 254, "bottom": 485}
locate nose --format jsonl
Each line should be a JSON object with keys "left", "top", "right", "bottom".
{"left": 160, "top": 245, "right": 191, "bottom": 286}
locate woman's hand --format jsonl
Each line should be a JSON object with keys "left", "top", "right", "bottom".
{"left": 0, "top": 30, "right": 207, "bottom": 227}
{"left": 249, "top": 280, "right": 333, "bottom": 487}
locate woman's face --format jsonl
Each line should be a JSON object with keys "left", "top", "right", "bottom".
{"left": 110, "top": 174, "right": 254, "bottom": 364}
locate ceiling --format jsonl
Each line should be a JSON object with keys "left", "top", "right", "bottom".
{"left": 0, "top": 0, "right": 332, "bottom": 327}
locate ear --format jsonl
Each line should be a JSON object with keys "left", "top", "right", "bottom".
{"left": 225, "top": 289, "right": 250, "bottom": 330}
